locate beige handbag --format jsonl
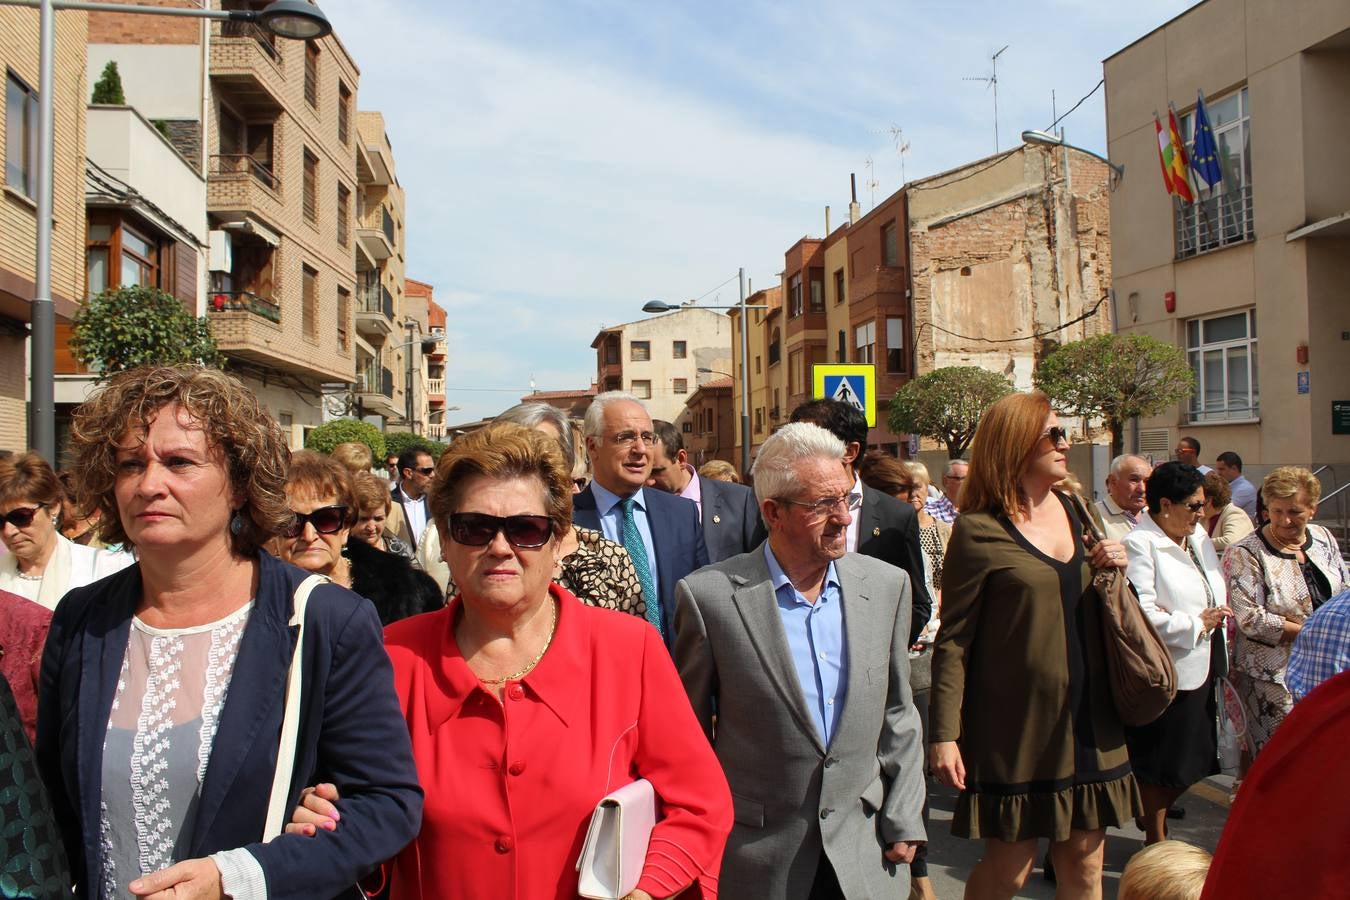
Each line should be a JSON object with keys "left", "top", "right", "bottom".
{"left": 575, "top": 778, "right": 657, "bottom": 900}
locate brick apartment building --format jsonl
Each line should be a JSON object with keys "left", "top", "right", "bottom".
{"left": 591, "top": 307, "right": 733, "bottom": 425}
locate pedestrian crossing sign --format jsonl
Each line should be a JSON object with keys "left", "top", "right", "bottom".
{"left": 813, "top": 364, "right": 876, "bottom": 426}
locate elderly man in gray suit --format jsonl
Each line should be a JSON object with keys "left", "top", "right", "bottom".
{"left": 674, "top": 422, "right": 927, "bottom": 899}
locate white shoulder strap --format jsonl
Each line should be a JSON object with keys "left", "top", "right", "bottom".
{"left": 263, "top": 573, "right": 327, "bottom": 841}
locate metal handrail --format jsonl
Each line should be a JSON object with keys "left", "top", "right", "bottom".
{"left": 209, "top": 290, "right": 280, "bottom": 323}
{"left": 211, "top": 153, "right": 277, "bottom": 190}
{"left": 1175, "top": 183, "right": 1254, "bottom": 259}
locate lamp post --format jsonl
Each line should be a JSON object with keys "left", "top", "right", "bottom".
{"left": 641, "top": 268, "right": 767, "bottom": 480}
{"left": 1020, "top": 129, "right": 1125, "bottom": 185}
{"left": 1, "top": 0, "right": 332, "bottom": 461}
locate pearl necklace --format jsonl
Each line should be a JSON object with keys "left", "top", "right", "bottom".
{"left": 477, "top": 599, "right": 558, "bottom": 685}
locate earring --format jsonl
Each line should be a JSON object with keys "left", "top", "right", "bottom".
{"left": 229, "top": 510, "right": 245, "bottom": 536}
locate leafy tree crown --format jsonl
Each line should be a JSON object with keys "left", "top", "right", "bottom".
{"left": 90, "top": 61, "right": 125, "bottom": 105}
{"left": 1033, "top": 333, "right": 1194, "bottom": 423}
{"left": 383, "top": 431, "right": 443, "bottom": 462}
{"left": 71, "top": 285, "right": 222, "bottom": 375}
{"left": 888, "top": 366, "right": 1014, "bottom": 458}
{"left": 305, "top": 419, "right": 387, "bottom": 461}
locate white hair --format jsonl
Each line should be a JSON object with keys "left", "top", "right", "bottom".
{"left": 751, "top": 422, "right": 846, "bottom": 505}
{"left": 583, "top": 391, "right": 647, "bottom": 439}
{"left": 944, "top": 458, "right": 969, "bottom": 478}
{"left": 1110, "top": 454, "right": 1149, "bottom": 476}
{"left": 495, "top": 401, "right": 575, "bottom": 473}
{"left": 905, "top": 460, "right": 931, "bottom": 484}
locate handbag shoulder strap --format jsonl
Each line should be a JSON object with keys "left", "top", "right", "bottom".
{"left": 1064, "top": 490, "right": 1106, "bottom": 545}
{"left": 262, "top": 573, "right": 327, "bottom": 841}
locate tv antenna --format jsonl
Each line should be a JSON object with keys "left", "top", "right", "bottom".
{"left": 888, "top": 124, "right": 911, "bottom": 184}
{"left": 863, "top": 156, "right": 879, "bottom": 209}
{"left": 964, "top": 45, "right": 1009, "bottom": 152}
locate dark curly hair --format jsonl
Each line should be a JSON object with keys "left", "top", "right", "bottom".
{"left": 68, "top": 365, "right": 291, "bottom": 555}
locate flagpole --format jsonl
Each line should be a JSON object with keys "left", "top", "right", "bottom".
{"left": 1172, "top": 100, "right": 1211, "bottom": 247}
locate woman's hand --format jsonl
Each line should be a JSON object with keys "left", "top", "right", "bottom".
{"left": 128, "top": 858, "right": 223, "bottom": 899}
{"left": 1199, "top": 605, "right": 1232, "bottom": 632}
{"left": 930, "top": 741, "right": 965, "bottom": 790}
{"left": 1090, "top": 538, "right": 1128, "bottom": 570}
{"left": 285, "top": 782, "right": 342, "bottom": 836}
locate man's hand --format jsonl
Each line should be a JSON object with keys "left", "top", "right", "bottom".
{"left": 285, "top": 782, "right": 342, "bottom": 836}
{"left": 128, "top": 858, "right": 223, "bottom": 899}
{"left": 884, "top": 841, "right": 923, "bottom": 864}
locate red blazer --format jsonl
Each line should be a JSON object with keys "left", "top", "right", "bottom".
{"left": 382, "top": 584, "right": 733, "bottom": 899}
{"left": 0, "top": 589, "right": 50, "bottom": 744}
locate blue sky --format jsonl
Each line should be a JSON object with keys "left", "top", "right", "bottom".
{"left": 323, "top": 0, "right": 1197, "bottom": 424}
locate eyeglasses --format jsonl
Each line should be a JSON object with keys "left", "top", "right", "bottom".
{"left": 1040, "top": 426, "right": 1069, "bottom": 447}
{"left": 607, "top": 430, "right": 656, "bottom": 448}
{"left": 411, "top": 466, "right": 436, "bottom": 476}
{"left": 449, "top": 512, "right": 554, "bottom": 549}
{"left": 778, "top": 491, "right": 861, "bottom": 518}
{"left": 284, "top": 505, "right": 349, "bottom": 538}
{"left": 0, "top": 505, "right": 43, "bottom": 528}
{"left": 1182, "top": 500, "right": 1206, "bottom": 512}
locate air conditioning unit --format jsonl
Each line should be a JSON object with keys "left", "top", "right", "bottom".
{"left": 208, "top": 230, "right": 232, "bottom": 273}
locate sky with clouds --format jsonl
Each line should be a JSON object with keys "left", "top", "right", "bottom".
{"left": 323, "top": 0, "right": 1197, "bottom": 424}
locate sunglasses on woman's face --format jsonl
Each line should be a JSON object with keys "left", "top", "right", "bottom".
{"left": 1040, "top": 426, "right": 1069, "bottom": 447}
{"left": 0, "top": 505, "right": 42, "bottom": 528}
{"left": 449, "top": 512, "right": 553, "bottom": 549}
{"left": 284, "top": 505, "right": 349, "bottom": 538}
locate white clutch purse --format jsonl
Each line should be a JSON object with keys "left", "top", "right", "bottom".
{"left": 576, "top": 778, "right": 657, "bottom": 900}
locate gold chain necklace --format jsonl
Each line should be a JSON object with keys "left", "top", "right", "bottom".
{"left": 478, "top": 599, "right": 558, "bottom": 685}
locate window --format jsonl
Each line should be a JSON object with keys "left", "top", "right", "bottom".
{"left": 87, "top": 223, "right": 111, "bottom": 296}
{"left": 630, "top": 340, "right": 650, "bottom": 362}
{"left": 755, "top": 355, "right": 761, "bottom": 374}
{"left": 5, "top": 71, "right": 38, "bottom": 197}
{"left": 834, "top": 268, "right": 845, "bottom": 305}
{"left": 836, "top": 329, "right": 846, "bottom": 363}
{"left": 809, "top": 268, "right": 824, "bottom": 313}
{"left": 788, "top": 349, "right": 803, "bottom": 394}
{"left": 672, "top": 340, "right": 687, "bottom": 359}
{"left": 337, "top": 81, "right": 351, "bottom": 144}
{"left": 673, "top": 378, "right": 688, "bottom": 394}
{"left": 631, "top": 379, "right": 652, "bottom": 399}
{"left": 886, "top": 317, "right": 906, "bottom": 373}
{"left": 1177, "top": 87, "right": 1252, "bottom": 258}
{"left": 304, "top": 42, "right": 319, "bottom": 108}
{"left": 337, "top": 286, "right": 350, "bottom": 350}
{"left": 855, "top": 320, "right": 876, "bottom": 364}
{"left": 87, "top": 217, "right": 163, "bottom": 296}
{"left": 336, "top": 183, "right": 350, "bottom": 246}
{"left": 604, "top": 337, "right": 618, "bottom": 365}
{"left": 302, "top": 149, "right": 318, "bottom": 223}
{"left": 754, "top": 408, "right": 763, "bottom": 434}
{"left": 302, "top": 264, "right": 318, "bottom": 338}
{"left": 682, "top": 421, "right": 692, "bottom": 433}
{"left": 768, "top": 328, "right": 781, "bottom": 366}
{"left": 881, "top": 220, "right": 898, "bottom": 266}
{"left": 788, "top": 273, "right": 803, "bottom": 317}
{"left": 119, "top": 225, "right": 157, "bottom": 288}
{"left": 1186, "top": 309, "right": 1258, "bottom": 422}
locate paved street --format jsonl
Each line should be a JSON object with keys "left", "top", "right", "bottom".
{"left": 925, "top": 775, "right": 1233, "bottom": 898}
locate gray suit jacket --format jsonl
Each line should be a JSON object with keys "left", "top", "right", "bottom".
{"left": 699, "top": 477, "right": 767, "bottom": 564}
{"left": 674, "top": 549, "right": 927, "bottom": 899}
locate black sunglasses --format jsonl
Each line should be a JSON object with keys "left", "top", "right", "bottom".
{"left": 1041, "top": 426, "right": 1069, "bottom": 446}
{"left": 284, "top": 505, "right": 349, "bottom": 538}
{"left": 449, "top": 512, "right": 553, "bottom": 549}
{"left": 410, "top": 466, "right": 436, "bottom": 476}
{"left": 0, "top": 505, "right": 43, "bottom": 528}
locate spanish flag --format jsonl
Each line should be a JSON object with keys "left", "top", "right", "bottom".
{"left": 1167, "top": 108, "right": 1194, "bottom": 202}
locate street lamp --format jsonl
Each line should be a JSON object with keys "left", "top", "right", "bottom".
{"left": 2, "top": 0, "right": 333, "bottom": 461}
{"left": 641, "top": 268, "right": 768, "bottom": 480}
{"left": 1020, "top": 129, "right": 1124, "bottom": 182}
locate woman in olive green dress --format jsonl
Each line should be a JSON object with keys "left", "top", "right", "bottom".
{"left": 930, "top": 392, "right": 1142, "bottom": 900}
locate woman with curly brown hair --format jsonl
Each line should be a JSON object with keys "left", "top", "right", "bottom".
{"left": 37, "top": 365, "right": 421, "bottom": 899}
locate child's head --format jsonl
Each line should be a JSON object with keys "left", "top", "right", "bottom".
{"left": 1120, "top": 841, "right": 1212, "bottom": 900}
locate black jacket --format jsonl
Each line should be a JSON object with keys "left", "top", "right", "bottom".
{"left": 347, "top": 536, "right": 445, "bottom": 625}
{"left": 856, "top": 484, "right": 935, "bottom": 647}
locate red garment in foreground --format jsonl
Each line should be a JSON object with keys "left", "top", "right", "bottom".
{"left": 381, "top": 584, "right": 732, "bottom": 899}
{"left": 1201, "top": 669, "right": 1350, "bottom": 899}
{"left": 0, "top": 589, "right": 51, "bottom": 744}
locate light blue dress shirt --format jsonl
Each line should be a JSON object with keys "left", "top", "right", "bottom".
{"left": 764, "top": 543, "right": 848, "bottom": 746}
{"left": 589, "top": 481, "right": 661, "bottom": 604}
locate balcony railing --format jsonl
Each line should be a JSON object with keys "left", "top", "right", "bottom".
{"left": 382, "top": 207, "right": 395, "bottom": 245}
{"left": 209, "top": 290, "right": 281, "bottom": 323}
{"left": 381, "top": 366, "right": 395, "bottom": 398}
{"left": 357, "top": 284, "right": 393, "bottom": 319}
{"left": 1175, "top": 183, "right": 1254, "bottom": 259}
{"left": 219, "top": 19, "right": 278, "bottom": 60}
{"left": 427, "top": 378, "right": 444, "bottom": 395}
{"left": 210, "top": 154, "right": 277, "bottom": 190}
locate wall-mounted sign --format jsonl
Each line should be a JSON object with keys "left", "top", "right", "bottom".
{"left": 1297, "top": 371, "right": 1310, "bottom": 395}
{"left": 1334, "top": 401, "right": 1350, "bottom": 436}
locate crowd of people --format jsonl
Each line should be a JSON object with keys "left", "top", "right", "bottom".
{"left": 2, "top": 363, "right": 1348, "bottom": 900}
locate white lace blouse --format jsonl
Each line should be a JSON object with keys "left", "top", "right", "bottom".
{"left": 99, "top": 603, "right": 252, "bottom": 898}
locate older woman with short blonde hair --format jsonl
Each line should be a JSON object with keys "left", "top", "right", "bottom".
{"left": 1224, "top": 466, "right": 1347, "bottom": 758}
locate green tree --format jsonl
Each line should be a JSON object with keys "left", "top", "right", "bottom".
{"left": 383, "top": 431, "right": 440, "bottom": 463}
{"left": 888, "top": 366, "right": 1015, "bottom": 459}
{"left": 90, "top": 61, "right": 125, "bottom": 105}
{"left": 71, "top": 285, "right": 222, "bottom": 375}
{"left": 305, "top": 419, "right": 386, "bottom": 462}
{"left": 1033, "top": 333, "right": 1195, "bottom": 458}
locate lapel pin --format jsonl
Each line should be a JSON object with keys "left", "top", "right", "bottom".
{"left": 712, "top": 515, "right": 721, "bottom": 524}
{"left": 872, "top": 527, "right": 881, "bottom": 537}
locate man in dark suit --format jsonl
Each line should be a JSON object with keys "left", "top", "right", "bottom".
{"left": 648, "top": 419, "right": 766, "bottom": 563}
{"left": 790, "top": 399, "right": 932, "bottom": 647}
{"left": 572, "top": 393, "right": 710, "bottom": 644}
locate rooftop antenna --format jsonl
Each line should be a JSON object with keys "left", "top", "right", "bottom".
{"left": 888, "top": 124, "right": 911, "bottom": 184}
{"left": 864, "top": 156, "right": 879, "bottom": 209}
{"left": 964, "top": 45, "right": 1009, "bottom": 152}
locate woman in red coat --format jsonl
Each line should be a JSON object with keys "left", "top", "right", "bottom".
{"left": 294, "top": 422, "right": 732, "bottom": 899}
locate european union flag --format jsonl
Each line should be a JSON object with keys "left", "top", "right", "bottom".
{"left": 1191, "top": 91, "right": 1223, "bottom": 190}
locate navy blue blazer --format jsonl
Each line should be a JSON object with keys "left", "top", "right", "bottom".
{"left": 699, "top": 477, "right": 767, "bottom": 564}
{"left": 572, "top": 484, "right": 710, "bottom": 641}
{"left": 37, "top": 552, "right": 423, "bottom": 899}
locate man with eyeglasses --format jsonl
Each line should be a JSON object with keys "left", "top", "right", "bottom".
{"left": 1175, "top": 436, "right": 1213, "bottom": 474}
{"left": 390, "top": 447, "right": 435, "bottom": 548}
{"left": 674, "top": 422, "right": 926, "bottom": 898}
{"left": 648, "top": 419, "right": 766, "bottom": 563}
{"left": 572, "top": 392, "right": 709, "bottom": 644}
{"left": 790, "top": 400, "right": 932, "bottom": 649}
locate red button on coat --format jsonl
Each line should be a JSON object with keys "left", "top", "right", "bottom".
{"left": 495, "top": 836, "right": 514, "bottom": 853}
{"left": 506, "top": 684, "right": 525, "bottom": 701}
{"left": 508, "top": 761, "right": 525, "bottom": 776}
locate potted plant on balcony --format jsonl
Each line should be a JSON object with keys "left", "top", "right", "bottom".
{"left": 71, "top": 285, "right": 222, "bottom": 376}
